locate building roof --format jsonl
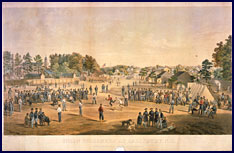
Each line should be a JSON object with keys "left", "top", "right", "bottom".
{"left": 173, "top": 71, "right": 186, "bottom": 78}
{"left": 61, "top": 73, "right": 74, "bottom": 78}
{"left": 44, "top": 69, "right": 54, "bottom": 75}
{"left": 156, "top": 71, "right": 167, "bottom": 78}
{"left": 24, "top": 73, "right": 41, "bottom": 79}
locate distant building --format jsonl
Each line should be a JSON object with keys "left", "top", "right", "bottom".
{"left": 169, "top": 71, "right": 194, "bottom": 88}
{"left": 24, "top": 73, "right": 44, "bottom": 79}
{"left": 156, "top": 71, "right": 173, "bottom": 84}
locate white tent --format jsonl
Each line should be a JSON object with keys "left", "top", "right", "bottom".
{"left": 187, "top": 82, "right": 214, "bottom": 101}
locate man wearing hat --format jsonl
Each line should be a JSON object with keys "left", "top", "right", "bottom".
{"left": 34, "top": 108, "right": 39, "bottom": 127}
{"left": 149, "top": 108, "right": 155, "bottom": 127}
{"left": 154, "top": 108, "right": 159, "bottom": 126}
{"left": 137, "top": 112, "right": 143, "bottom": 127}
{"left": 143, "top": 108, "right": 149, "bottom": 128}
{"left": 29, "top": 108, "right": 34, "bottom": 128}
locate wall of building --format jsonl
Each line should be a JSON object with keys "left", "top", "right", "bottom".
{"left": 26, "top": 78, "right": 79, "bottom": 85}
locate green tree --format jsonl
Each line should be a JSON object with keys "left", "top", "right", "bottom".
{"left": 15, "top": 53, "right": 23, "bottom": 78}
{"left": 23, "top": 52, "right": 33, "bottom": 74}
{"left": 68, "top": 52, "right": 83, "bottom": 73}
{"left": 212, "top": 35, "right": 232, "bottom": 81}
{"left": 199, "top": 59, "right": 213, "bottom": 82}
{"left": 213, "top": 68, "right": 223, "bottom": 80}
{"left": 3, "top": 51, "right": 12, "bottom": 76}
{"left": 84, "top": 55, "right": 100, "bottom": 73}
{"left": 34, "top": 54, "right": 43, "bottom": 74}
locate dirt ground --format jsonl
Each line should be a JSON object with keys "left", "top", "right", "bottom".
{"left": 3, "top": 78, "right": 232, "bottom": 135}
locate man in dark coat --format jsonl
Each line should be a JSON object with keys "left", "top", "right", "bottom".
{"left": 143, "top": 108, "right": 148, "bottom": 127}
{"left": 137, "top": 112, "right": 143, "bottom": 127}
{"left": 149, "top": 108, "right": 155, "bottom": 127}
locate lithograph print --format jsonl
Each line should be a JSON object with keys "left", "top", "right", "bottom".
{"left": 2, "top": 2, "right": 232, "bottom": 151}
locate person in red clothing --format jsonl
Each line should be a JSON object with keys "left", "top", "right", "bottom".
{"left": 98, "top": 104, "right": 104, "bottom": 121}
{"left": 106, "top": 95, "right": 116, "bottom": 106}
{"left": 198, "top": 97, "right": 204, "bottom": 115}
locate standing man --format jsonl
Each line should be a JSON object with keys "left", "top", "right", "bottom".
{"left": 92, "top": 93, "right": 97, "bottom": 104}
{"left": 79, "top": 101, "right": 83, "bottom": 116}
{"left": 4, "top": 100, "right": 8, "bottom": 116}
{"left": 154, "top": 108, "right": 159, "bottom": 126}
{"left": 38, "top": 108, "right": 43, "bottom": 126}
{"left": 122, "top": 86, "right": 125, "bottom": 97}
{"left": 124, "top": 92, "right": 129, "bottom": 106}
{"left": 57, "top": 104, "right": 62, "bottom": 122}
{"left": 143, "top": 108, "right": 148, "bottom": 128}
{"left": 158, "top": 109, "right": 164, "bottom": 129}
{"left": 18, "top": 97, "right": 22, "bottom": 112}
{"left": 137, "top": 112, "right": 143, "bottom": 127}
{"left": 149, "top": 108, "right": 155, "bottom": 127}
{"left": 169, "top": 98, "right": 175, "bottom": 114}
{"left": 98, "top": 104, "right": 104, "bottom": 121}
{"left": 198, "top": 97, "right": 204, "bottom": 115}
{"left": 102, "top": 84, "right": 105, "bottom": 93}
{"left": 29, "top": 108, "right": 34, "bottom": 128}
{"left": 106, "top": 85, "right": 108, "bottom": 93}
{"left": 89, "top": 85, "right": 93, "bottom": 95}
{"left": 8, "top": 88, "right": 12, "bottom": 99}
{"left": 9, "top": 99, "right": 14, "bottom": 116}
{"left": 95, "top": 85, "right": 98, "bottom": 95}
{"left": 62, "top": 98, "right": 66, "bottom": 111}
{"left": 34, "top": 108, "right": 39, "bottom": 128}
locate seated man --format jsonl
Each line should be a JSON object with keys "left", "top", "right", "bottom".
{"left": 42, "top": 112, "right": 50, "bottom": 126}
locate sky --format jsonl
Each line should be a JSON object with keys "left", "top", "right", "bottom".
{"left": 2, "top": 3, "right": 232, "bottom": 67}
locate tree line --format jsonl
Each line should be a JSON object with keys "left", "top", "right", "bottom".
{"left": 3, "top": 51, "right": 101, "bottom": 80}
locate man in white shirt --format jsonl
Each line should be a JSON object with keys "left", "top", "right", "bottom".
{"left": 18, "top": 98, "right": 22, "bottom": 112}
{"left": 57, "top": 104, "right": 62, "bottom": 122}
{"left": 62, "top": 98, "right": 66, "bottom": 111}
{"left": 79, "top": 101, "right": 83, "bottom": 116}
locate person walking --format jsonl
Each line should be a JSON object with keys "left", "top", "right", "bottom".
{"left": 106, "top": 95, "right": 115, "bottom": 107}
{"left": 57, "top": 104, "right": 62, "bottom": 122}
{"left": 98, "top": 104, "right": 104, "bottom": 121}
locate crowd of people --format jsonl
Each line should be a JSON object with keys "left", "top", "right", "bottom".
{"left": 136, "top": 108, "right": 167, "bottom": 129}
{"left": 122, "top": 85, "right": 192, "bottom": 106}
{"left": 4, "top": 78, "right": 232, "bottom": 133}
{"left": 24, "top": 108, "right": 50, "bottom": 128}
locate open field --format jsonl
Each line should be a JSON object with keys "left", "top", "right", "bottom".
{"left": 3, "top": 78, "right": 232, "bottom": 135}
